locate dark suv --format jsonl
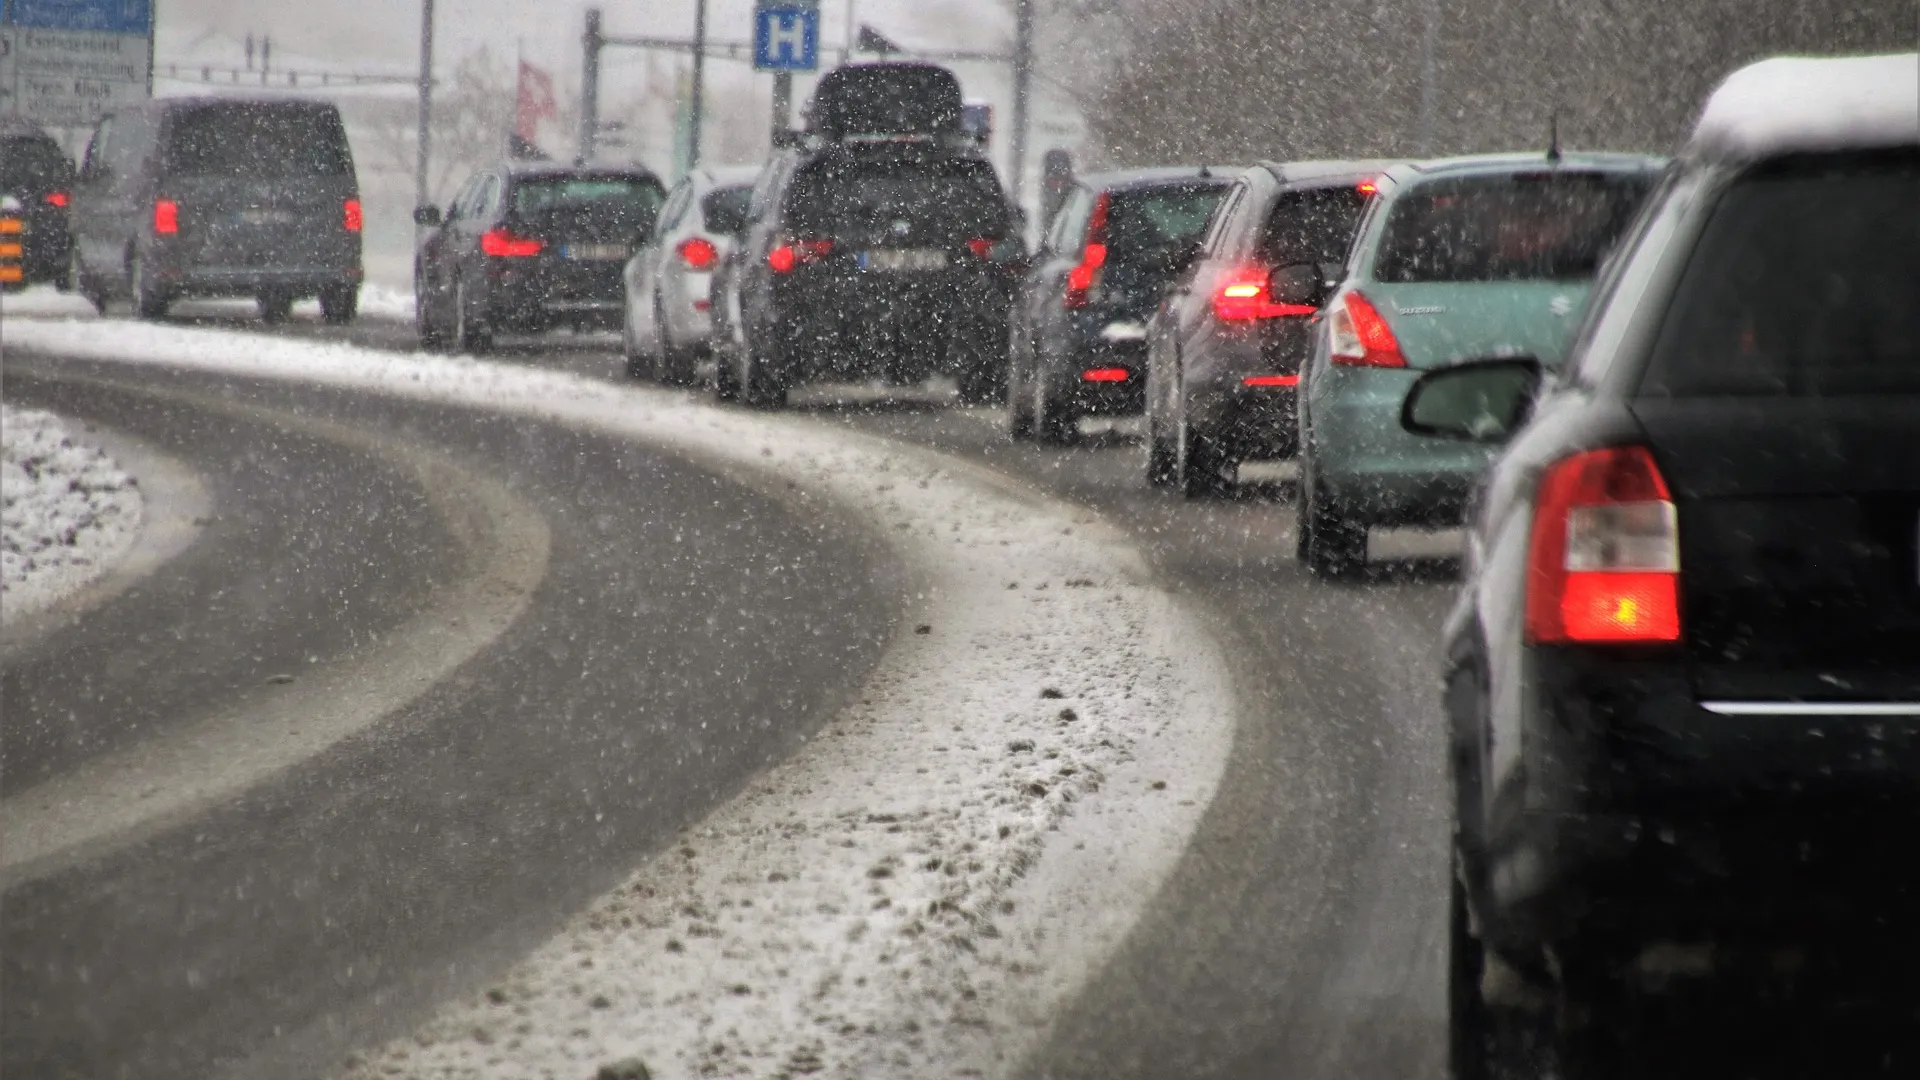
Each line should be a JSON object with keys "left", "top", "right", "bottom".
{"left": 714, "top": 63, "right": 1022, "bottom": 408}
{"left": 0, "top": 118, "right": 76, "bottom": 291}
{"left": 1009, "top": 167, "right": 1232, "bottom": 443}
{"left": 1411, "top": 53, "right": 1920, "bottom": 1078}
{"left": 413, "top": 163, "right": 665, "bottom": 352}
{"left": 70, "top": 98, "right": 363, "bottom": 322}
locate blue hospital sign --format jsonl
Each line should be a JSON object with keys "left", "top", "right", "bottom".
{"left": 753, "top": 3, "right": 819, "bottom": 72}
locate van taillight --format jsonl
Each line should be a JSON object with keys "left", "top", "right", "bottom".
{"left": 153, "top": 199, "right": 180, "bottom": 235}
{"left": 1064, "top": 192, "right": 1111, "bottom": 309}
{"left": 46, "top": 191, "right": 70, "bottom": 208}
{"left": 344, "top": 199, "right": 363, "bottom": 232}
{"left": 1524, "top": 445, "right": 1681, "bottom": 645}
{"left": 1327, "top": 291, "right": 1405, "bottom": 367}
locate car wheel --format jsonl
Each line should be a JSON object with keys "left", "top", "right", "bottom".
{"left": 319, "top": 284, "right": 358, "bottom": 325}
{"left": 416, "top": 278, "right": 448, "bottom": 350}
{"left": 1175, "top": 417, "right": 1230, "bottom": 498}
{"left": 621, "top": 301, "right": 650, "bottom": 379}
{"left": 74, "top": 250, "right": 107, "bottom": 315}
{"left": 954, "top": 336, "right": 1006, "bottom": 406}
{"left": 258, "top": 290, "right": 294, "bottom": 325}
{"left": 454, "top": 277, "right": 493, "bottom": 354}
{"left": 1145, "top": 418, "right": 1178, "bottom": 487}
{"left": 129, "top": 253, "right": 169, "bottom": 321}
{"left": 657, "top": 302, "right": 699, "bottom": 387}
{"left": 1299, "top": 451, "right": 1367, "bottom": 579}
{"left": 741, "top": 347, "right": 787, "bottom": 409}
{"left": 1033, "top": 370, "right": 1076, "bottom": 444}
{"left": 1007, "top": 334, "right": 1036, "bottom": 439}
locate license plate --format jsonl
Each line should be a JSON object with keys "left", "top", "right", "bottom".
{"left": 237, "top": 208, "right": 295, "bottom": 226}
{"left": 860, "top": 248, "right": 947, "bottom": 272}
{"left": 565, "top": 243, "right": 630, "bottom": 261}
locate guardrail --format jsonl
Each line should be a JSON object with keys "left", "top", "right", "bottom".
{"left": 0, "top": 199, "right": 24, "bottom": 287}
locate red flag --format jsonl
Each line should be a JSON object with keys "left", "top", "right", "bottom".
{"left": 517, "top": 61, "right": 559, "bottom": 144}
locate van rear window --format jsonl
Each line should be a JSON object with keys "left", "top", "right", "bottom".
{"left": 1642, "top": 153, "right": 1920, "bottom": 397}
{"left": 165, "top": 105, "right": 352, "bottom": 176}
{"left": 1375, "top": 171, "right": 1650, "bottom": 283}
{"left": 788, "top": 157, "right": 1007, "bottom": 241}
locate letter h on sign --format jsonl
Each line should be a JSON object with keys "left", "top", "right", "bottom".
{"left": 754, "top": 5, "right": 819, "bottom": 71}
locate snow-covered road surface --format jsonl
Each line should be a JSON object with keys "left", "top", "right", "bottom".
{"left": 9, "top": 319, "right": 1240, "bottom": 1080}
{"left": 1, "top": 402, "right": 144, "bottom": 622}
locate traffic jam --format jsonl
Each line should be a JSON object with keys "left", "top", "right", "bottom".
{"left": 2, "top": 4, "right": 1917, "bottom": 1078}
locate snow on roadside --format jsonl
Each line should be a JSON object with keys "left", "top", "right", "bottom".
{"left": 1, "top": 402, "right": 144, "bottom": 622}
{"left": 8, "top": 319, "right": 1237, "bottom": 1080}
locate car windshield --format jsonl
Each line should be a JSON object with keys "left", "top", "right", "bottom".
{"left": 1643, "top": 152, "right": 1920, "bottom": 396}
{"left": 1375, "top": 170, "right": 1652, "bottom": 282}
{"left": 1103, "top": 184, "right": 1227, "bottom": 264}
{"left": 164, "top": 104, "right": 353, "bottom": 175}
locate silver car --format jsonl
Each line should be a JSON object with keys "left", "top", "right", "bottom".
{"left": 622, "top": 165, "right": 760, "bottom": 384}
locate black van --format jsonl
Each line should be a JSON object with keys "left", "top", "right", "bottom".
{"left": 71, "top": 98, "right": 364, "bottom": 323}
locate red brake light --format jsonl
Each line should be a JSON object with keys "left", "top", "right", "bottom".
{"left": 678, "top": 236, "right": 719, "bottom": 270}
{"left": 343, "top": 198, "right": 363, "bottom": 232}
{"left": 1242, "top": 374, "right": 1300, "bottom": 388}
{"left": 769, "top": 238, "right": 832, "bottom": 274}
{"left": 1327, "top": 291, "right": 1407, "bottom": 367}
{"left": 46, "top": 191, "right": 70, "bottom": 208}
{"left": 153, "top": 199, "right": 179, "bottom": 235}
{"left": 1064, "top": 193, "right": 1111, "bottom": 309}
{"left": 968, "top": 237, "right": 996, "bottom": 259}
{"left": 481, "top": 228, "right": 543, "bottom": 257}
{"left": 1525, "top": 446, "right": 1681, "bottom": 645}
{"left": 1212, "top": 268, "right": 1318, "bottom": 322}
{"left": 1357, "top": 179, "right": 1379, "bottom": 196}
{"left": 1080, "top": 367, "right": 1130, "bottom": 383}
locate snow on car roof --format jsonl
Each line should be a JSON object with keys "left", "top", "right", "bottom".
{"left": 1689, "top": 52, "right": 1919, "bottom": 162}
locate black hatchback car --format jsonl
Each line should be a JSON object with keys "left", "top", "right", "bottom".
{"left": 1415, "top": 53, "right": 1920, "bottom": 1079}
{"left": 1143, "top": 160, "right": 1388, "bottom": 494}
{"left": 414, "top": 163, "right": 666, "bottom": 352}
{"left": 1, "top": 118, "right": 76, "bottom": 291}
{"left": 71, "top": 98, "right": 364, "bottom": 322}
{"left": 714, "top": 63, "right": 1023, "bottom": 408}
{"left": 1008, "top": 167, "right": 1232, "bottom": 443}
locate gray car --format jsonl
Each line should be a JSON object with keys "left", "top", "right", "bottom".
{"left": 622, "top": 166, "right": 760, "bottom": 384}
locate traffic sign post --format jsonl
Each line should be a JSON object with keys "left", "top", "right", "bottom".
{"left": 754, "top": 0, "right": 817, "bottom": 146}
{"left": 1, "top": 0, "right": 155, "bottom": 128}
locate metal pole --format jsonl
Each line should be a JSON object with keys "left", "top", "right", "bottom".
{"left": 772, "top": 70, "right": 793, "bottom": 144}
{"left": 843, "top": 0, "right": 855, "bottom": 63}
{"left": 581, "top": 9, "right": 603, "bottom": 164}
{"left": 415, "top": 0, "right": 435, "bottom": 211}
{"left": 1010, "top": 0, "right": 1033, "bottom": 206}
{"left": 1417, "top": 0, "right": 1439, "bottom": 154}
{"left": 690, "top": 0, "right": 708, "bottom": 169}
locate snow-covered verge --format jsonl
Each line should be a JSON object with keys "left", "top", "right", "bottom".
{"left": 7, "top": 319, "right": 1237, "bottom": 1080}
{"left": 1, "top": 402, "right": 144, "bottom": 622}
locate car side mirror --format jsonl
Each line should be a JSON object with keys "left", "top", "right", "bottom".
{"left": 1401, "top": 357, "right": 1544, "bottom": 444}
{"left": 413, "top": 205, "right": 443, "bottom": 227}
{"left": 1268, "top": 263, "right": 1327, "bottom": 307}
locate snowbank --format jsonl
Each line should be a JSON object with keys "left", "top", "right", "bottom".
{"left": 7, "top": 318, "right": 1237, "bottom": 1080}
{"left": 1, "top": 403, "right": 144, "bottom": 622}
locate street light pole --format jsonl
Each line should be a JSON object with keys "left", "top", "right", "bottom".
{"left": 1010, "top": 0, "right": 1033, "bottom": 206}
{"left": 690, "top": 0, "right": 708, "bottom": 169}
{"left": 581, "top": 9, "right": 604, "bottom": 164}
{"left": 415, "top": 0, "right": 435, "bottom": 211}
{"left": 1417, "top": 0, "right": 1439, "bottom": 154}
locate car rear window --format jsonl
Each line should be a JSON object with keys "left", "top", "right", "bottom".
{"left": 1641, "top": 152, "right": 1920, "bottom": 398}
{"left": 701, "top": 185, "right": 753, "bottom": 231}
{"left": 1259, "top": 186, "right": 1368, "bottom": 267}
{"left": 164, "top": 104, "right": 352, "bottom": 176}
{"left": 1103, "top": 184, "right": 1227, "bottom": 265}
{"left": 514, "top": 176, "right": 663, "bottom": 216}
{"left": 1375, "top": 170, "right": 1651, "bottom": 283}
{"left": 1, "top": 136, "right": 73, "bottom": 195}
{"left": 787, "top": 157, "right": 1008, "bottom": 242}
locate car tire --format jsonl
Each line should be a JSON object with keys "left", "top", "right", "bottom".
{"left": 1007, "top": 335, "right": 1037, "bottom": 439}
{"left": 657, "top": 303, "right": 699, "bottom": 387}
{"left": 1145, "top": 420, "right": 1178, "bottom": 487}
{"left": 621, "top": 303, "right": 651, "bottom": 379}
{"left": 1033, "top": 371, "right": 1076, "bottom": 444}
{"left": 74, "top": 250, "right": 107, "bottom": 315}
{"left": 1298, "top": 453, "right": 1367, "bottom": 579}
{"left": 955, "top": 338, "right": 1006, "bottom": 406}
{"left": 416, "top": 278, "right": 449, "bottom": 350}
{"left": 129, "top": 253, "right": 169, "bottom": 321}
{"left": 453, "top": 277, "right": 493, "bottom": 354}
{"left": 1175, "top": 418, "right": 1230, "bottom": 498}
{"left": 319, "top": 284, "right": 358, "bottom": 325}
{"left": 258, "top": 290, "right": 294, "bottom": 325}
{"left": 741, "top": 347, "right": 787, "bottom": 409}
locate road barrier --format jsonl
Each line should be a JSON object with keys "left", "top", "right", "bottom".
{"left": 0, "top": 204, "right": 23, "bottom": 286}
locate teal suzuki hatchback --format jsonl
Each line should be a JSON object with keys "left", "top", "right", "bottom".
{"left": 1295, "top": 152, "right": 1664, "bottom": 578}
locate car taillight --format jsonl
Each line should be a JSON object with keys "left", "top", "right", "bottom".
{"left": 153, "top": 199, "right": 179, "bottom": 235}
{"left": 1327, "top": 291, "right": 1406, "bottom": 367}
{"left": 481, "top": 228, "right": 543, "bottom": 257}
{"left": 768, "top": 238, "right": 832, "bottom": 273}
{"left": 1081, "top": 367, "right": 1130, "bottom": 383}
{"left": 1525, "top": 445, "right": 1681, "bottom": 645}
{"left": 46, "top": 191, "right": 70, "bottom": 208}
{"left": 1242, "top": 374, "right": 1299, "bottom": 387}
{"left": 1064, "top": 192, "right": 1111, "bottom": 309}
{"left": 1212, "top": 268, "right": 1318, "bottom": 322}
{"left": 344, "top": 199, "right": 363, "bottom": 232}
{"left": 968, "top": 237, "right": 995, "bottom": 259}
{"left": 678, "top": 236, "right": 719, "bottom": 270}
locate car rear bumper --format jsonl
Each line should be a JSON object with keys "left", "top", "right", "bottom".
{"left": 1046, "top": 339, "right": 1148, "bottom": 416}
{"left": 157, "top": 264, "right": 362, "bottom": 297}
{"left": 763, "top": 271, "right": 1012, "bottom": 382}
{"left": 1490, "top": 648, "right": 1920, "bottom": 954}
